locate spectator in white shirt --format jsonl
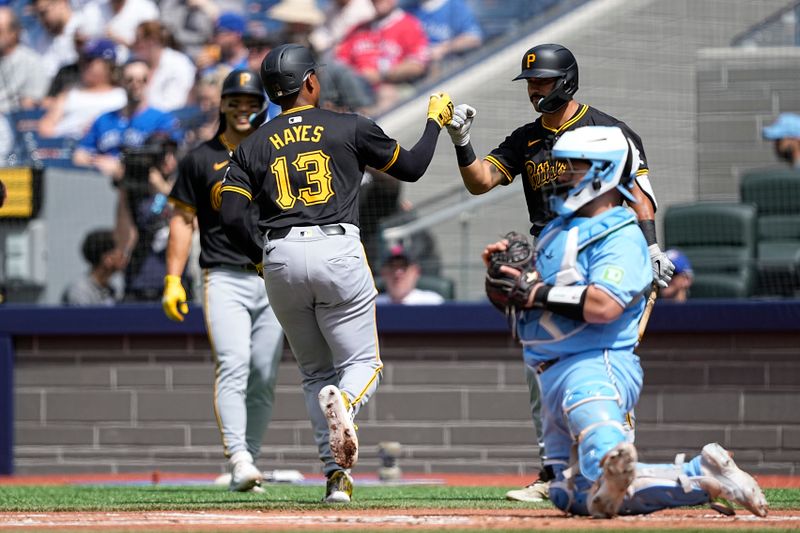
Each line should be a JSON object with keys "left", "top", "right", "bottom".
{"left": 31, "top": 0, "right": 104, "bottom": 81}
{"left": 0, "top": 7, "right": 49, "bottom": 112}
{"left": 98, "top": 0, "right": 160, "bottom": 49}
{"left": 376, "top": 245, "right": 445, "bottom": 305}
{"left": 38, "top": 37, "right": 126, "bottom": 139}
{"left": 132, "top": 20, "right": 197, "bottom": 112}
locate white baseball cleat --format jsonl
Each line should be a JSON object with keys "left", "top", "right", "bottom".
{"left": 319, "top": 385, "right": 359, "bottom": 469}
{"left": 228, "top": 450, "right": 263, "bottom": 492}
{"left": 506, "top": 476, "right": 550, "bottom": 502}
{"left": 324, "top": 470, "right": 354, "bottom": 503}
{"left": 698, "top": 443, "right": 768, "bottom": 517}
{"left": 588, "top": 442, "right": 637, "bottom": 518}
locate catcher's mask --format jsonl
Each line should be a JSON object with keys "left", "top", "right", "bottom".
{"left": 543, "top": 126, "right": 638, "bottom": 218}
{"left": 260, "top": 43, "right": 319, "bottom": 104}
{"left": 514, "top": 43, "right": 578, "bottom": 114}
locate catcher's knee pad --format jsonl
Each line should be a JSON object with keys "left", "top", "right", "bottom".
{"left": 563, "top": 381, "right": 626, "bottom": 482}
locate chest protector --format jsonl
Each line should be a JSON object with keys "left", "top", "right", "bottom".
{"left": 521, "top": 206, "right": 636, "bottom": 348}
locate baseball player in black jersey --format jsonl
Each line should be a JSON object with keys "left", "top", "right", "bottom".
{"left": 163, "top": 69, "right": 284, "bottom": 493}
{"left": 445, "top": 43, "right": 675, "bottom": 503}
{"left": 220, "top": 43, "right": 453, "bottom": 503}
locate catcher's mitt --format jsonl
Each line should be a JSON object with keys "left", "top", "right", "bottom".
{"left": 485, "top": 231, "right": 541, "bottom": 312}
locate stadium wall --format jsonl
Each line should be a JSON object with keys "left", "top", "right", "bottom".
{"left": 697, "top": 47, "right": 800, "bottom": 200}
{"left": 4, "top": 302, "right": 800, "bottom": 477}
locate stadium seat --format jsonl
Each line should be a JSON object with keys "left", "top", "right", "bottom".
{"left": 740, "top": 168, "right": 800, "bottom": 296}
{"left": 664, "top": 202, "right": 758, "bottom": 298}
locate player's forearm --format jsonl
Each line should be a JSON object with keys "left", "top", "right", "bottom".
{"left": 459, "top": 159, "right": 496, "bottom": 195}
{"left": 527, "top": 283, "right": 622, "bottom": 323}
{"left": 386, "top": 120, "right": 441, "bottom": 182}
{"left": 626, "top": 182, "right": 658, "bottom": 246}
{"left": 166, "top": 214, "right": 194, "bottom": 277}
{"left": 220, "top": 192, "right": 263, "bottom": 264}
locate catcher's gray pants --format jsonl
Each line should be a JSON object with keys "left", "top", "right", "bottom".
{"left": 262, "top": 223, "right": 382, "bottom": 476}
{"left": 203, "top": 267, "right": 284, "bottom": 460}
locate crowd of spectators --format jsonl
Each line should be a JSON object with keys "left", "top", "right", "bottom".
{"left": 0, "top": 0, "right": 557, "bottom": 161}
{"left": 0, "top": 0, "right": 556, "bottom": 304}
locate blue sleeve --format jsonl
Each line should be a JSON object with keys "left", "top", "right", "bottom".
{"left": 78, "top": 117, "right": 102, "bottom": 152}
{"left": 452, "top": 0, "right": 483, "bottom": 37}
{"left": 586, "top": 226, "right": 651, "bottom": 308}
{"left": 158, "top": 111, "right": 182, "bottom": 143}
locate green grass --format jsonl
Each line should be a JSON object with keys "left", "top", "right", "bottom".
{"left": 0, "top": 484, "right": 797, "bottom": 513}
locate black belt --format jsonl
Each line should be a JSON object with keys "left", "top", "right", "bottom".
{"left": 535, "top": 358, "right": 560, "bottom": 375}
{"left": 208, "top": 263, "right": 260, "bottom": 273}
{"left": 268, "top": 224, "right": 345, "bottom": 240}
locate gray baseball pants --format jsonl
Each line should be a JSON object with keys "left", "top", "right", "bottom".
{"left": 203, "top": 267, "right": 284, "bottom": 460}
{"left": 262, "top": 223, "right": 382, "bottom": 476}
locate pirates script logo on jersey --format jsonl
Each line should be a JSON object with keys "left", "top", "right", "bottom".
{"left": 525, "top": 159, "right": 566, "bottom": 190}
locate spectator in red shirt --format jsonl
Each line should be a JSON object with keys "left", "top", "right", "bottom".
{"left": 335, "top": 0, "right": 429, "bottom": 113}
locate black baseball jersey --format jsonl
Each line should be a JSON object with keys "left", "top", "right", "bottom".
{"left": 221, "top": 105, "right": 399, "bottom": 234}
{"left": 169, "top": 135, "right": 260, "bottom": 267}
{"left": 486, "top": 104, "right": 649, "bottom": 235}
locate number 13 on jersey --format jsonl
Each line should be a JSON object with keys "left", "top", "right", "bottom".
{"left": 271, "top": 149, "right": 335, "bottom": 209}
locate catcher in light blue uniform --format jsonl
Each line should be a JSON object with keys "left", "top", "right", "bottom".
{"left": 482, "top": 126, "right": 768, "bottom": 519}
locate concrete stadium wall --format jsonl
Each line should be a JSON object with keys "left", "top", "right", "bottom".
{"left": 11, "top": 306, "right": 800, "bottom": 477}
{"left": 697, "top": 47, "right": 800, "bottom": 201}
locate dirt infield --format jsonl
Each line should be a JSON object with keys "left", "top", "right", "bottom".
{"left": 2, "top": 474, "right": 798, "bottom": 530}
{"left": 1, "top": 509, "right": 799, "bottom": 530}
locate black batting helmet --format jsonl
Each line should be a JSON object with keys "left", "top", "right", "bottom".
{"left": 514, "top": 43, "right": 578, "bottom": 113}
{"left": 221, "top": 69, "right": 265, "bottom": 104}
{"left": 260, "top": 43, "right": 318, "bottom": 103}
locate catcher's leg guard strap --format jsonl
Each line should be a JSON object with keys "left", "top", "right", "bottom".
{"left": 618, "top": 454, "right": 710, "bottom": 515}
{"left": 551, "top": 454, "right": 712, "bottom": 516}
{"left": 563, "top": 381, "right": 626, "bottom": 482}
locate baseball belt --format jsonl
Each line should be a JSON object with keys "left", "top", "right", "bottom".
{"left": 208, "top": 263, "right": 261, "bottom": 273}
{"left": 268, "top": 224, "right": 345, "bottom": 240}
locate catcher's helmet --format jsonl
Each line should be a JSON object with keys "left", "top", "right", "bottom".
{"left": 260, "top": 44, "right": 318, "bottom": 103}
{"left": 221, "top": 69, "right": 265, "bottom": 104}
{"left": 545, "top": 126, "right": 638, "bottom": 218}
{"left": 514, "top": 43, "right": 578, "bottom": 113}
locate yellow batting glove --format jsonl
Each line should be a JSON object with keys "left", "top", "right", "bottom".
{"left": 427, "top": 92, "right": 454, "bottom": 128}
{"left": 162, "top": 274, "right": 189, "bottom": 322}
{"left": 255, "top": 262, "right": 264, "bottom": 278}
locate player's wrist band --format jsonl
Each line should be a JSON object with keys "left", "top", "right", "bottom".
{"left": 532, "top": 285, "right": 587, "bottom": 321}
{"left": 455, "top": 143, "right": 476, "bottom": 167}
{"left": 639, "top": 219, "right": 658, "bottom": 246}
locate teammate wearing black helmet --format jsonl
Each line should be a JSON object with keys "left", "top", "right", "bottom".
{"left": 220, "top": 43, "right": 453, "bottom": 503}
{"left": 445, "top": 43, "right": 675, "bottom": 502}
{"left": 163, "top": 69, "right": 284, "bottom": 494}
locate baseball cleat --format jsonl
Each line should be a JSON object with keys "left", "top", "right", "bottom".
{"left": 506, "top": 476, "right": 550, "bottom": 502}
{"left": 698, "top": 443, "right": 768, "bottom": 517}
{"left": 588, "top": 442, "right": 637, "bottom": 518}
{"left": 319, "top": 385, "right": 358, "bottom": 469}
{"left": 228, "top": 450, "right": 263, "bottom": 492}
{"left": 324, "top": 470, "right": 354, "bottom": 503}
